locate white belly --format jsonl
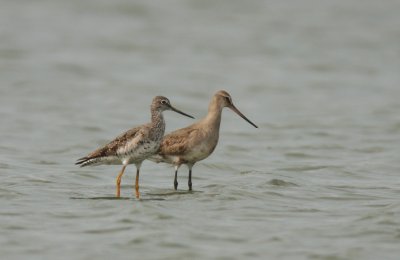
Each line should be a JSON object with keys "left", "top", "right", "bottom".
{"left": 119, "top": 141, "right": 160, "bottom": 164}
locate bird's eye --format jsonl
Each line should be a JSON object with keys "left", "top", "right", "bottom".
{"left": 161, "top": 100, "right": 168, "bottom": 105}
{"left": 224, "top": 96, "right": 231, "bottom": 103}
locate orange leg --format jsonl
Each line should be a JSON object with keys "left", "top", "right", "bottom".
{"left": 116, "top": 165, "right": 127, "bottom": 197}
{"left": 135, "top": 168, "right": 140, "bottom": 199}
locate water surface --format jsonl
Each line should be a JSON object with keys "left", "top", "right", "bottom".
{"left": 1, "top": 0, "right": 400, "bottom": 259}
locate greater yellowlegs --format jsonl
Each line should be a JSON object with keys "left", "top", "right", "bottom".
{"left": 76, "top": 96, "right": 194, "bottom": 198}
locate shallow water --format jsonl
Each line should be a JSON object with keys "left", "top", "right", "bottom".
{"left": 1, "top": 0, "right": 400, "bottom": 259}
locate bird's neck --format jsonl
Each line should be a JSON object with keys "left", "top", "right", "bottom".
{"left": 203, "top": 97, "right": 223, "bottom": 130}
{"left": 151, "top": 109, "right": 165, "bottom": 134}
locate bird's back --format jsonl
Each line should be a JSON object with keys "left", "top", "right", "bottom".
{"left": 77, "top": 124, "right": 160, "bottom": 167}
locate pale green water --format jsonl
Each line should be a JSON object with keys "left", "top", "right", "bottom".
{"left": 1, "top": 0, "right": 400, "bottom": 259}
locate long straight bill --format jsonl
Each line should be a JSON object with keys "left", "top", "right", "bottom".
{"left": 170, "top": 105, "right": 195, "bottom": 119}
{"left": 229, "top": 104, "right": 258, "bottom": 128}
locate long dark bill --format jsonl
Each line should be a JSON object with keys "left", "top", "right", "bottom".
{"left": 229, "top": 104, "right": 258, "bottom": 128}
{"left": 170, "top": 105, "right": 195, "bottom": 119}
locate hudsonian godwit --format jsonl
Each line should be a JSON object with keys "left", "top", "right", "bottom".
{"left": 150, "top": 90, "right": 258, "bottom": 191}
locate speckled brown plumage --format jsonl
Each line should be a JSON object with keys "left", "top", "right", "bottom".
{"left": 75, "top": 96, "right": 194, "bottom": 198}
{"left": 76, "top": 127, "right": 142, "bottom": 165}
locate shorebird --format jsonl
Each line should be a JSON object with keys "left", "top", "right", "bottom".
{"left": 76, "top": 96, "right": 194, "bottom": 198}
{"left": 150, "top": 90, "right": 258, "bottom": 191}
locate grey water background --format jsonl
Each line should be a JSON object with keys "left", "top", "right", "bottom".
{"left": 1, "top": 0, "right": 400, "bottom": 259}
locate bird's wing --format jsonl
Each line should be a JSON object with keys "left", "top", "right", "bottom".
{"left": 158, "top": 127, "right": 199, "bottom": 156}
{"left": 79, "top": 126, "right": 144, "bottom": 161}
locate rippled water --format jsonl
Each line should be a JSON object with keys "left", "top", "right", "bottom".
{"left": 1, "top": 0, "right": 400, "bottom": 259}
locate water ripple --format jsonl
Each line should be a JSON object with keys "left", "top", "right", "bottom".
{"left": 83, "top": 226, "right": 132, "bottom": 234}
{"left": 267, "top": 179, "right": 299, "bottom": 187}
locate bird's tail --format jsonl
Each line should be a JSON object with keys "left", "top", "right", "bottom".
{"left": 75, "top": 156, "right": 100, "bottom": 167}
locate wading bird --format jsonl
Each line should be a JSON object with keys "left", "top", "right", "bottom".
{"left": 150, "top": 90, "right": 258, "bottom": 190}
{"left": 76, "top": 96, "right": 194, "bottom": 198}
